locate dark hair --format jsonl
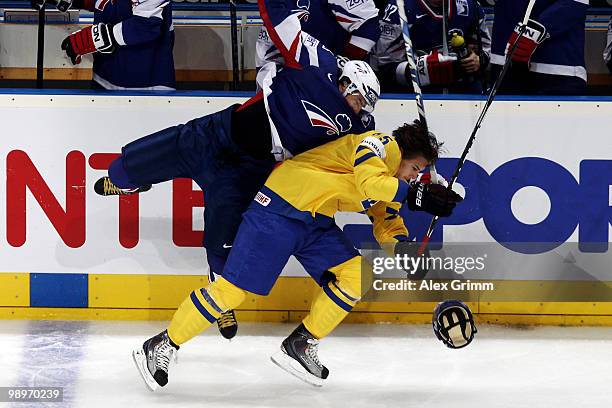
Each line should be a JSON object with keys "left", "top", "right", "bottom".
{"left": 392, "top": 120, "right": 442, "bottom": 164}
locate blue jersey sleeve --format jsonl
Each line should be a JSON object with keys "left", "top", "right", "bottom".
{"left": 605, "top": 17, "right": 612, "bottom": 71}
{"left": 328, "top": 0, "right": 380, "bottom": 56}
{"left": 346, "top": 17, "right": 381, "bottom": 58}
{"left": 258, "top": 0, "right": 305, "bottom": 69}
{"left": 536, "top": 0, "right": 588, "bottom": 39}
{"left": 108, "top": 0, "right": 171, "bottom": 46}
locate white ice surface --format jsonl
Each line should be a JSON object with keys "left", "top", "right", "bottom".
{"left": 1, "top": 321, "right": 611, "bottom": 408}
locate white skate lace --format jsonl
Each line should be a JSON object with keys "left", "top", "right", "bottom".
{"left": 305, "top": 338, "right": 322, "bottom": 368}
{"left": 155, "top": 341, "right": 177, "bottom": 373}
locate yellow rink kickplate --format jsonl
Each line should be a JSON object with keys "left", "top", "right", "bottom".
{"left": 0, "top": 273, "right": 29, "bottom": 307}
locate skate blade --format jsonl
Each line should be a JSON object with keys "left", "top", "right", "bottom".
{"left": 270, "top": 350, "right": 324, "bottom": 388}
{"left": 132, "top": 347, "right": 159, "bottom": 392}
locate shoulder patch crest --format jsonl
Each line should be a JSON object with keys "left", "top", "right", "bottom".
{"left": 359, "top": 136, "right": 386, "bottom": 159}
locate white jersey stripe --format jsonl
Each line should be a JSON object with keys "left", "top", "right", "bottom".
{"left": 490, "top": 53, "right": 587, "bottom": 81}
{"left": 348, "top": 36, "right": 376, "bottom": 52}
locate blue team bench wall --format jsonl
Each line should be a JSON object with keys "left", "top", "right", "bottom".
{"left": 2, "top": 88, "right": 612, "bottom": 102}
{"left": 0, "top": 0, "right": 611, "bottom": 14}
{"left": 2, "top": 1, "right": 612, "bottom": 14}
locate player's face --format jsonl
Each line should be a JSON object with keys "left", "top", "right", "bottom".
{"left": 396, "top": 155, "right": 429, "bottom": 182}
{"left": 339, "top": 83, "right": 367, "bottom": 114}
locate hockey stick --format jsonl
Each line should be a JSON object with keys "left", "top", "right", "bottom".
{"left": 441, "top": 0, "right": 449, "bottom": 56}
{"left": 395, "top": 0, "right": 439, "bottom": 183}
{"left": 229, "top": 0, "right": 239, "bottom": 90}
{"left": 36, "top": 3, "right": 46, "bottom": 88}
{"left": 417, "top": 0, "right": 537, "bottom": 255}
{"left": 396, "top": 0, "right": 426, "bottom": 127}
{"left": 474, "top": 3, "right": 488, "bottom": 94}
{"left": 441, "top": 0, "right": 449, "bottom": 95}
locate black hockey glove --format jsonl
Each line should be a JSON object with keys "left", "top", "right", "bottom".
{"left": 394, "top": 240, "right": 431, "bottom": 280}
{"left": 61, "top": 23, "right": 116, "bottom": 65}
{"left": 31, "top": 0, "right": 74, "bottom": 12}
{"left": 405, "top": 181, "right": 463, "bottom": 217}
{"left": 31, "top": 0, "right": 45, "bottom": 9}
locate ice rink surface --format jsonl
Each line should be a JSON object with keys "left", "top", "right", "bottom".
{"left": 1, "top": 320, "right": 611, "bottom": 408}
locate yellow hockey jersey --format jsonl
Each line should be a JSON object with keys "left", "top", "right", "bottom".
{"left": 254, "top": 130, "right": 410, "bottom": 244}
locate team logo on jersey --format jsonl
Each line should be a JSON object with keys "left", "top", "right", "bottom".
{"left": 296, "top": 0, "right": 310, "bottom": 10}
{"left": 361, "top": 113, "right": 373, "bottom": 128}
{"left": 301, "top": 100, "right": 353, "bottom": 135}
{"left": 335, "top": 114, "right": 352, "bottom": 133}
{"left": 346, "top": 0, "right": 366, "bottom": 10}
{"left": 293, "top": 0, "right": 310, "bottom": 21}
{"left": 254, "top": 191, "right": 271, "bottom": 207}
{"left": 457, "top": 0, "right": 469, "bottom": 16}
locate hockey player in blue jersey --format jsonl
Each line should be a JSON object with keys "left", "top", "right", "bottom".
{"left": 57, "top": 0, "right": 175, "bottom": 90}
{"left": 491, "top": 0, "right": 588, "bottom": 95}
{"left": 94, "top": 5, "right": 381, "bottom": 339}
{"left": 371, "top": 0, "right": 491, "bottom": 93}
{"left": 604, "top": 17, "right": 612, "bottom": 73}
{"left": 256, "top": 0, "right": 381, "bottom": 69}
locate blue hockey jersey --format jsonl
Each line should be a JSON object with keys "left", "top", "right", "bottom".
{"left": 256, "top": 0, "right": 380, "bottom": 68}
{"left": 490, "top": 0, "right": 588, "bottom": 82}
{"left": 264, "top": 62, "right": 375, "bottom": 158}
{"left": 255, "top": 5, "right": 375, "bottom": 160}
{"left": 370, "top": 0, "right": 491, "bottom": 86}
{"left": 605, "top": 17, "right": 612, "bottom": 72}
{"left": 91, "top": 0, "right": 175, "bottom": 90}
{"left": 247, "top": 0, "right": 375, "bottom": 161}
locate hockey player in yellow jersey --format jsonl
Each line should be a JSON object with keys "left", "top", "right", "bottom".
{"left": 132, "top": 120, "right": 462, "bottom": 390}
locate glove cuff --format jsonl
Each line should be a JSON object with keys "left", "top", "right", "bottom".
{"left": 72, "top": 0, "right": 95, "bottom": 10}
{"left": 92, "top": 23, "right": 115, "bottom": 53}
{"left": 418, "top": 50, "right": 457, "bottom": 87}
{"left": 405, "top": 181, "right": 425, "bottom": 212}
{"left": 416, "top": 55, "right": 432, "bottom": 87}
{"left": 395, "top": 61, "right": 410, "bottom": 86}
{"left": 56, "top": 0, "right": 72, "bottom": 12}
{"left": 517, "top": 19, "right": 549, "bottom": 44}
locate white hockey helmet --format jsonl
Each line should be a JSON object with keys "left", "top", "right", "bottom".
{"left": 339, "top": 60, "right": 380, "bottom": 114}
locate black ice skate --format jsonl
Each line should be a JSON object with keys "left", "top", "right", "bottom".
{"left": 270, "top": 324, "right": 329, "bottom": 387}
{"left": 132, "top": 330, "right": 179, "bottom": 391}
{"left": 217, "top": 309, "right": 238, "bottom": 340}
{"left": 94, "top": 176, "right": 151, "bottom": 196}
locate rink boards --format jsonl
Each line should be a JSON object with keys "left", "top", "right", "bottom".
{"left": 1, "top": 90, "right": 611, "bottom": 325}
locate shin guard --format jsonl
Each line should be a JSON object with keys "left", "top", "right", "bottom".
{"left": 167, "top": 278, "right": 245, "bottom": 345}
